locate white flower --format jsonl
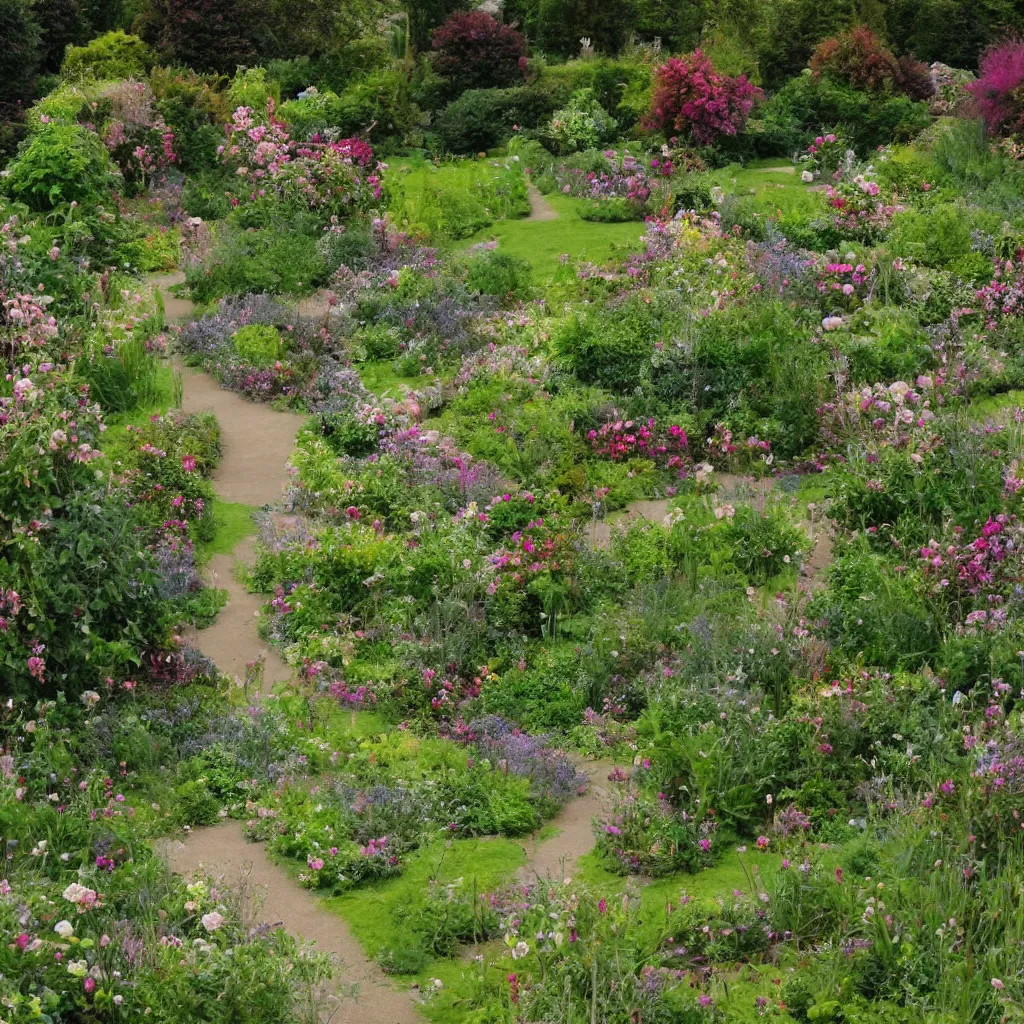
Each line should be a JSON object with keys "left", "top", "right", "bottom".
{"left": 66, "top": 959, "right": 89, "bottom": 977}
{"left": 512, "top": 940, "right": 530, "bottom": 959}
{"left": 201, "top": 911, "right": 225, "bottom": 932}
{"left": 80, "top": 690, "right": 100, "bottom": 707}
{"left": 54, "top": 920, "right": 74, "bottom": 938}
{"left": 801, "top": 170, "right": 814, "bottom": 183}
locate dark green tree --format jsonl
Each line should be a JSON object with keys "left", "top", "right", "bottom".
{"left": 0, "top": 0, "right": 42, "bottom": 103}
{"left": 403, "top": 0, "right": 468, "bottom": 52}
{"left": 884, "top": 0, "right": 1024, "bottom": 68}
{"left": 535, "top": 0, "right": 638, "bottom": 57}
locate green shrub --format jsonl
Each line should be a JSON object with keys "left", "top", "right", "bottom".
{"left": 278, "top": 88, "right": 344, "bottom": 140}
{"left": 465, "top": 250, "right": 532, "bottom": 300}
{"left": 232, "top": 324, "right": 282, "bottom": 366}
{"left": 433, "top": 86, "right": 562, "bottom": 153}
{"left": 185, "top": 227, "right": 327, "bottom": 302}
{"left": 173, "top": 779, "right": 221, "bottom": 826}
{"left": 60, "top": 30, "right": 155, "bottom": 81}
{"left": 2, "top": 122, "right": 116, "bottom": 210}
{"left": 225, "top": 66, "right": 279, "bottom": 112}
{"left": 753, "top": 73, "right": 932, "bottom": 156}
{"left": 888, "top": 202, "right": 999, "bottom": 281}
{"left": 546, "top": 88, "right": 617, "bottom": 154}
{"left": 181, "top": 172, "right": 233, "bottom": 220}
{"left": 555, "top": 296, "right": 661, "bottom": 393}
{"left": 333, "top": 67, "right": 418, "bottom": 145}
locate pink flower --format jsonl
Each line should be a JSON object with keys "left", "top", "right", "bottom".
{"left": 181, "top": 454, "right": 197, "bottom": 472}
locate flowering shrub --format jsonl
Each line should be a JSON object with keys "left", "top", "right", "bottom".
{"left": 647, "top": 50, "right": 762, "bottom": 146}
{"left": 799, "top": 132, "right": 850, "bottom": 181}
{"left": 431, "top": 11, "right": 527, "bottom": 93}
{"left": 810, "top": 26, "right": 902, "bottom": 94}
{"left": 967, "top": 37, "right": 1024, "bottom": 136}
{"left": 594, "top": 787, "right": 719, "bottom": 875}
{"left": 823, "top": 173, "right": 903, "bottom": 242}
{"left": 587, "top": 417, "right": 690, "bottom": 470}
{"left": 100, "top": 81, "right": 178, "bottom": 195}
{"left": 218, "top": 103, "right": 383, "bottom": 217}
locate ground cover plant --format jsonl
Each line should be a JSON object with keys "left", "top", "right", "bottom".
{"left": 8, "top": 7, "right": 1024, "bottom": 1024}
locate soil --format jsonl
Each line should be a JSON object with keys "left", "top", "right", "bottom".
{"left": 526, "top": 185, "right": 558, "bottom": 222}
{"left": 159, "top": 821, "right": 422, "bottom": 1024}
{"left": 174, "top": 361, "right": 303, "bottom": 688}
{"left": 517, "top": 759, "right": 617, "bottom": 882}
{"left": 151, "top": 270, "right": 196, "bottom": 323}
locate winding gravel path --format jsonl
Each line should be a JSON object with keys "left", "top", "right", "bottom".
{"left": 151, "top": 274, "right": 422, "bottom": 1022}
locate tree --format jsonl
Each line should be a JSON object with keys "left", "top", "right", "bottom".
{"left": 535, "top": 0, "right": 638, "bottom": 57}
{"left": 884, "top": 0, "right": 1024, "bottom": 69}
{"left": 140, "top": 0, "right": 270, "bottom": 73}
{"left": 403, "top": 0, "right": 468, "bottom": 52}
{"left": 432, "top": 11, "right": 526, "bottom": 93}
{"left": 0, "top": 0, "right": 42, "bottom": 105}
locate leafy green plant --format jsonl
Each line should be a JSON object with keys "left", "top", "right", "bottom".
{"left": 232, "top": 324, "right": 282, "bottom": 366}
{"left": 60, "top": 31, "right": 156, "bottom": 81}
{"left": 2, "top": 122, "right": 116, "bottom": 210}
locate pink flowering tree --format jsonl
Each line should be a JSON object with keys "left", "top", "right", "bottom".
{"left": 646, "top": 50, "right": 762, "bottom": 146}
{"left": 967, "top": 37, "right": 1024, "bottom": 137}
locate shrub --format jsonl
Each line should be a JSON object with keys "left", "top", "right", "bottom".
{"left": 433, "top": 86, "right": 561, "bottom": 153}
{"left": 647, "top": 50, "right": 762, "bottom": 146}
{"left": 755, "top": 74, "right": 932, "bottom": 155}
{"left": 150, "top": 67, "right": 228, "bottom": 152}
{"left": 967, "top": 36, "right": 1024, "bottom": 136}
{"left": 2, "top": 122, "right": 116, "bottom": 209}
{"left": 546, "top": 88, "right": 617, "bottom": 153}
{"left": 555, "top": 296, "right": 660, "bottom": 393}
{"left": 185, "top": 227, "right": 327, "bottom": 302}
{"left": 431, "top": 11, "right": 527, "bottom": 95}
{"left": 810, "top": 25, "right": 902, "bottom": 94}
{"left": 465, "top": 250, "right": 532, "bottom": 301}
{"left": 333, "top": 66, "right": 418, "bottom": 144}
{"left": 232, "top": 323, "right": 282, "bottom": 365}
{"left": 60, "top": 30, "right": 155, "bottom": 80}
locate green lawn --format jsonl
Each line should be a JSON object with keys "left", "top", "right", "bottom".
{"left": 457, "top": 193, "right": 647, "bottom": 284}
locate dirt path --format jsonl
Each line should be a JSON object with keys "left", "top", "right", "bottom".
{"left": 526, "top": 184, "right": 558, "bottom": 222}
{"left": 518, "top": 759, "right": 616, "bottom": 882}
{"left": 160, "top": 821, "right": 422, "bottom": 1024}
{"left": 149, "top": 272, "right": 304, "bottom": 687}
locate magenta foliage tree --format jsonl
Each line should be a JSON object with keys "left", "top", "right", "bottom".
{"left": 646, "top": 50, "right": 762, "bottom": 146}
{"left": 967, "top": 37, "right": 1024, "bottom": 136}
{"left": 431, "top": 11, "right": 527, "bottom": 93}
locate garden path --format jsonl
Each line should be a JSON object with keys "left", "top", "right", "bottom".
{"left": 151, "top": 272, "right": 302, "bottom": 689}
{"left": 526, "top": 184, "right": 558, "bottom": 221}
{"left": 151, "top": 275, "right": 423, "bottom": 1021}
{"left": 160, "top": 820, "right": 423, "bottom": 1024}
{"left": 517, "top": 758, "right": 617, "bottom": 882}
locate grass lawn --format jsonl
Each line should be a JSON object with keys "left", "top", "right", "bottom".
{"left": 457, "top": 193, "right": 647, "bottom": 284}
{"left": 199, "top": 500, "right": 258, "bottom": 558}
{"left": 324, "top": 835, "right": 526, "bottom": 976}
